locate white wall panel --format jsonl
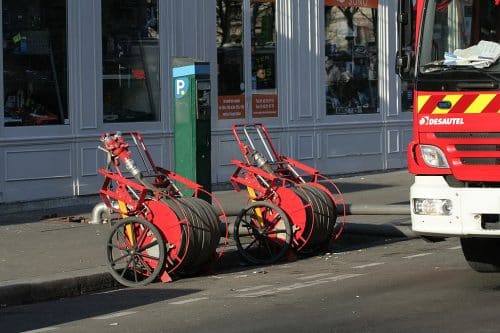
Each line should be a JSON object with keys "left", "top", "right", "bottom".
{"left": 78, "top": 144, "right": 101, "bottom": 196}
{"left": 4, "top": 178, "right": 75, "bottom": 202}
{"left": 324, "top": 155, "right": 384, "bottom": 174}
{"left": 325, "top": 131, "right": 382, "bottom": 158}
{"left": 214, "top": 136, "right": 240, "bottom": 183}
{"left": 5, "top": 148, "right": 72, "bottom": 181}
{"left": 81, "top": 147, "right": 100, "bottom": 177}
{"left": 386, "top": 126, "right": 411, "bottom": 169}
{"left": 402, "top": 128, "right": 412, "bottom": 153}
{"left": 387, "top": 129, "right": 400, "bottom": 153}
{"left": 218, "top": 136, "right": 243, "bottom": 166}
{"left": 297, "top": 134, "right": 314, "bottom": 160}
{"left": 265, "top": 135, "right": 282, "bottom": 157}
{"left": 3, "top": 147, "right": 74, "bottom": 202}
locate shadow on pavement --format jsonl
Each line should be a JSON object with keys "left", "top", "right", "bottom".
{"left": 212, "top": 231, "right": 412, "bottom": 276}
{"left": 0, "top": 205, "right": 95, "bottom": 226}
{"left": 392, "top": 201, "right": 411, "bottom": 205}
{"left": 331, "top": 233, "right": 409, "bottom": 253}
{"left": 0, "top": 287, "right": 201, "bottom": 332}
{"left": 331, "top": 181, "right": 395, "bottom": 194}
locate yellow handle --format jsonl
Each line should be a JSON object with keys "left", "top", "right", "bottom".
{"left": 118, "top": 200, "right": 134, "bottom": 246}
{"left": 246, "top": 187, "right": 264, "bottom": 227}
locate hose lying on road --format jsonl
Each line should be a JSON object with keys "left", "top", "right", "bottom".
{"left": 212, "top": 203, "right": 410, "bottom": 217}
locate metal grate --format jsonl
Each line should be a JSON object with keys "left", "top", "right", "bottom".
{"left": 433, "top": 132, "right": 500, "bottom": 170}
{"left": 436, "top": 132, "right": 500, "bottom": 139}
{"left": 461, "top": 158, "right": 500, "bottom": 165}
{"left": 455, "top": 144, "right": 500, "bottom": 151}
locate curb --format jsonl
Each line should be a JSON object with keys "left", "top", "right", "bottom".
{"left": 0, "top": 268, "right": 118, "bottom": 307}
{"left": 343, "top": 222, "right": 416, "bottom": 238}
{"left": 0, "top": 220, "right": 414, "bottom": 307}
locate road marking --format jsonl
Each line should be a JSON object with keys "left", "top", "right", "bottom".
{"left": 169, "top": 297, "right": 208, "bottom": 305}
{"left": 448, "top": 246, "right": 461, "bottom": 250}
{"left": 21, "top": 328, "right": 60, "bottom": 333}
{"left": 235, "top": 274, "right": 363, "bottom": 298}
{"left": 234, "top": 285, "right": 273, "bottom": 292}
{"left": 297, "top": 273, "right": 332, "bottom": 280}
{"left": 352, "top": 262, "right": 384, "bottom": 269}
{"left": 92, "top": 311, "right": 137, "bottom": 320}
{"left": 403, "top": 253, "right": 432, "bottom": 259}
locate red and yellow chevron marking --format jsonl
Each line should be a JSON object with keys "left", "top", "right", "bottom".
{"left": 417, "top": 93, "right": 500, "bottom": 114}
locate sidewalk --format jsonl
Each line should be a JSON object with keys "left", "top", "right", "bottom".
{"left": 0, "top": 169, "right": 414, "bottom": 306}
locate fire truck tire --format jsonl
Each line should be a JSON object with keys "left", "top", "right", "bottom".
{"left": 234, "top": 201, "right": 292, "bottom": 265}
{"left": 106, "top": 217, "right": 166, "bottom": 287}
{"left": 460, "top": 237, "right": 500, "bottom": 273}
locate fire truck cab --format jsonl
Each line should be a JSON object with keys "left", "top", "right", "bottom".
{"left": 397, "top": 0, "right": 500, "bottom": 272}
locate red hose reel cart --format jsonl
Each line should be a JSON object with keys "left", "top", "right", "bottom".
{"left": 97, "top": 126, "right": 345, "bottom": 286}
{"left": 229, "top": 123, "right": 346, "bottom": 264}
{"left": 98, "top": 132, "right": 228, "bottom": 287}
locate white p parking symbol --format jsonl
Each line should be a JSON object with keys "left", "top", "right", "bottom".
{"left": 175, "top": 78, "right": 188, "bottom": 99}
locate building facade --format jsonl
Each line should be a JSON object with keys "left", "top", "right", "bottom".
{"left": 0, "top": 0, "right": 412, "bottom": 203}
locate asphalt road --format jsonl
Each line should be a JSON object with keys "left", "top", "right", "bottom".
{"left": 2, "top": 235, "right": 500, "bottom": 333}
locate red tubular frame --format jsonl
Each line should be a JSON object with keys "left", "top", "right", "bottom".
{"left": 230, "top": 123, "right": 346, "bottom": 248}
{"left": 98, "top": 132, "right": 228, "bottom": 282}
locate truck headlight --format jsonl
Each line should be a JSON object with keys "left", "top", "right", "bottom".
{"left": 420, "top": 145, "right": 449, "bottom": 168}
{"left": 413, "top": 198, "right": 453, "bottom": 216}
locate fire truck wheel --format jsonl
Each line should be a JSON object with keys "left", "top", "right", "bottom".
{"left": 234, "top": 201, "right": 292, "bottom": 265}
{"left": 106, "top": 217, "right": 166, "bottom": 287}
{"left": 460, "top": 237, "right": 500, "bottom": 273}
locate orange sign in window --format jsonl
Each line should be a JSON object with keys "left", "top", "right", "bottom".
{"left": 218, "top": 96, "right": 245, "bottom": 120}
{"left": 325, "top": 0, "right": 378, "bottom": 8}
{"left": 252, "top": 94, "right": 278, "bottom": 118}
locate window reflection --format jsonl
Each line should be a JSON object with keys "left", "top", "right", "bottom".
{"left": 102, "top": 0, "right": 160, "bottom": 123}
{"left": 216, "top": 0, "right": 245, "bottom": 120}
{"left": 325, "top": 4, "right": 379, "bottom": 115}
{"left": 3, "top": 0, "right": 68, "bottom": 126}
{"left": 217, "top": 0, "right": 244, "bottom": 96}
{"left": 251, "top": 0, "right": 277, "bottom": 118}
{"left": 251, "top": 0, "right": 276, "bottom": 92}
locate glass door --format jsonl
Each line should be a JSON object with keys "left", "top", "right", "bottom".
{"left": 2, "top": 0, "right": 68, "bottom": 127}
{"left": 324, "top": 0, "right": 379, "bottom": 115}
{"left": 250, "top": 0, "right": 277, "bottom": 118}
{"left": 216, "top": 0, "right": 277, "bottom": 121}
{"left": 101, "top": 0, "right": 160, "bottom": 123}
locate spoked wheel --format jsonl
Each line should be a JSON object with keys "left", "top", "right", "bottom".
{"left": 106, "top": 217, "right": 166, "bottom": 287}
{"left": 234, "top": 201, "right": 292, "bottom": 265}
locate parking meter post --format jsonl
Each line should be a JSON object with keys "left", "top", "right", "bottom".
{"left": 172, "top": 57, "right": 211, "bottom": 201}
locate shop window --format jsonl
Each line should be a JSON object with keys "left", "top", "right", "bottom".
{"left": 251, "top": 0, "right": 277, "bottom": 118}
{"left": 216, "top": 0, "right": 245, "bottom": 120}
{"left": 325, "top": 1, "right": 379, "bottom": 115}
{"left": 102, "top": 0, "right": 159, "bottom": 123}
{"left": 2, "top": 0, "right": 68, "bottom": 127}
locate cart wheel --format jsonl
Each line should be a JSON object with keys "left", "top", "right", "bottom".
{"left": 234, "top": 201, "right": 292, "bottom": 265}
{"left": 106, "top": 217, "right": 166, "bottom": 287}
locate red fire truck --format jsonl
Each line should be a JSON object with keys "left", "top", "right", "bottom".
{"left": 397, "top": 0, "right": 500, "bottom": 272}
